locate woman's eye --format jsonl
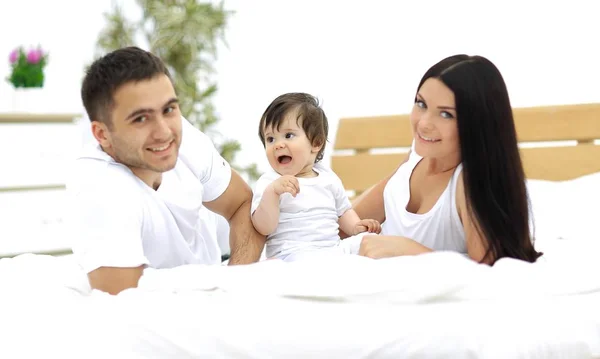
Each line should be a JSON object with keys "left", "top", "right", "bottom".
{"left": 441, "top": 111, "right": 454, "bottom": 119}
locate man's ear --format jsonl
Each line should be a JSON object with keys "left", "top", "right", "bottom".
{"left": 91, "top": 121, "right": 111, "bottom": 149}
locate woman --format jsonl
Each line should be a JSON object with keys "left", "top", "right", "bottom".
{"left": 352, "top": 54, "right": 542, "bottom": 264}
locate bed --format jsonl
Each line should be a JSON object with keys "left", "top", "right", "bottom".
{"left": 1, "top": 103, "right": 599, "bottom": 358}
{"left": 331, "top": 102, "right": 600, "bottom": 195}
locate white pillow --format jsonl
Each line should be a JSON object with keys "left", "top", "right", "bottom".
{"left": 528, "top": 172, "right": 600, "bottom": 243}
{"left": 557, "top": 172, "right": 600, "bottom": 241}
{"left": 526, "top": 178, "right": 567, "bottom": 241}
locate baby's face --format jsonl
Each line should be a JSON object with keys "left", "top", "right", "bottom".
{"left": 263, "top": 114, "right": 320, "bottom": 177}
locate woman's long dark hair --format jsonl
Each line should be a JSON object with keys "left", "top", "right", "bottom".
{"left": 416, "top": 55, "right": 542, "bottom": 263}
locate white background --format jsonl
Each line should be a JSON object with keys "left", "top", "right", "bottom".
{"left": 1, "top": 0, "right": 599, "bottom": 172}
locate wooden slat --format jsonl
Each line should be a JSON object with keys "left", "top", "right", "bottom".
{"left": 513, "top": 103, "right": 600, "bottom": 142}
{"left": 331, "top": 153, "right": 407, "bottom": 193}
{"left": 0, "top": 184, "right": 66, "bottom": 193}
{"left": 0, "top": 248, "right": 72, "bottom": 259}
{"left": 334, "top": 115, "right": 412, "bottom": 150}
{"left": 520, "top": 144, "right": 600, "bottom": 181}
{"left": 332, "top": 144, "right": 600, "bottom": 192}
{"left": 334, "top": 103, "right": 600, "bottom": 151}
{"left": 0, "top": 113, "right": 81, "bottom": 123}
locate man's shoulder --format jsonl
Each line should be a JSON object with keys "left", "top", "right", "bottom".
{"left": 68, "top": 144, "right": 141, "bottom": 196}
{"left": 177, "top": 117, "right": 229, "bottom": 176}
{"left": 179, "top": 116, "right": 218, "bottom": 155}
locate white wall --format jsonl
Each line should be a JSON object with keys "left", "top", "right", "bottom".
{"left": 1, "top": 0, "right": 599, "bottom": 173}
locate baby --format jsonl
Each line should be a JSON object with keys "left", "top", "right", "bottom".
{"left": 251, "top": 92, "right": 381, "bottom": 261}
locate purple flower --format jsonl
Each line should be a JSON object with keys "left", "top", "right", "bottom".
{"left": 26, "top": 48, "right": 43, "bottom": 64}
{"left": 9, "top": 49, "right": 19, "bottom": 64}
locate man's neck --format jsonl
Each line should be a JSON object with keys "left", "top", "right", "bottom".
{"left": 131, "top": 167, "right": 163, "bottom": 190}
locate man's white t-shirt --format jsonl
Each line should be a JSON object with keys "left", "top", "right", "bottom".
{"left": 251, "top": 163, "right": 352, "bottom": 259}
{"left": 67, "top": 118, "right": 232, "bottom": 273}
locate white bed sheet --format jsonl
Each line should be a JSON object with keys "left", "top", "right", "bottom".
{"left": 1, "top": 172, "right": 598, "bottom": 358}
{"left": 1, "top": 235, "right": 599, "bottom": 359}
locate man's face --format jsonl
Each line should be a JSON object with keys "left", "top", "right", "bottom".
{"left": 94, "top": 74, "right": 182, "bottom": 180}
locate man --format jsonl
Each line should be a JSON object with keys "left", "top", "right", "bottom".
{"left": 68, "top": 46, "right": 265, "bottom": 295}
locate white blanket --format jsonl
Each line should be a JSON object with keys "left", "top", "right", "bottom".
{"left": 1, "top": 236, "right": 599, "bottom": 358}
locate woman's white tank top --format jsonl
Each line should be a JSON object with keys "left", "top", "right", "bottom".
{"left": 381, "top": 151, "right": 467, "bottom": 254}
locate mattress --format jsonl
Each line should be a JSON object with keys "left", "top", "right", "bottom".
{"left": 1, "top": 235, "right": 599, "bottom": 359}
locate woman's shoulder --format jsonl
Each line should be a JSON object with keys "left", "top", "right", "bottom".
{"left": 387, "top": 149, "right": 420, "bottom": 183}
{"left": 454, "top": 168, "right": 466, "bottom": 222}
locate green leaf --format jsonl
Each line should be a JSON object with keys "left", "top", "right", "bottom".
{"left": 94, "top": 1, "right": 257, "bottom": 179}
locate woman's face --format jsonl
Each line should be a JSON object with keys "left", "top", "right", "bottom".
{"left": 409, "top": 77, "right": 460, "bottom": 161}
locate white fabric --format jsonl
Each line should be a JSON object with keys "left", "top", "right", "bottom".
{"left": 2, "top": 171, "right": 599, "bottom": 358}
{"left": 527, "top": 178, "right": 568, "bottom": 240}
{"left": 381, "top": 150, "right": 466, "bottom": 253}
{"left": 527, "top": 171, "right": 600, "bottom": 245}
{"left": 66, "top": 118, "right": 232, "bottom": 273}
{"left": 251, "top": 163, "right": 352, "bottom": 259}
{"left": 1, "top": 234, "right": 600, "bottom": 358}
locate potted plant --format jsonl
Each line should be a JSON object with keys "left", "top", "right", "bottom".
{"left": 6, "top": 46, "right": 49, "bottom": 112}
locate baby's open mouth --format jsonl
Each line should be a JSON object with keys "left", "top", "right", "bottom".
{"left": 277, "top": 155, "right": 292, "bottom": 164}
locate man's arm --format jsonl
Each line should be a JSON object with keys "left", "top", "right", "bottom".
{"left": 68, "top": 169, "right": 149, "bottom": 295}
{"left": 88, "top": 266, "right": 144, "bottom": 295}
{"left": 204, "top": 169, "right": 266, "bottom": 265}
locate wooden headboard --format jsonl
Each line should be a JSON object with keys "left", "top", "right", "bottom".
{"left": 331, "top": 103, "right": 600, "bottom": 196}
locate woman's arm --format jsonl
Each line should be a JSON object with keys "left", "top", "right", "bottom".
{"left": 358, "top": 235, "right": 432, "bottom": 258}
{"left": 346, "top": 151, "right": 411, "bottom": 229}
{"left": 358, "top": 172, "right": 493, "bottom": 262}
{"left": 341, "top": 152, "right": 411, "bottom": 239}
{"left": 340, "top": 178, "right": 388, "bottom": 239}
{"left": 357, "top": 156, "right": 494, "bottom": 262}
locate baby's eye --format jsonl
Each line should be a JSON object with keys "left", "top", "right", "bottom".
{"left": 285, "top": 133, "right": 295, "bottom": 139}
{"left": 266, "top": 136, "right": 274, "bottom": 143}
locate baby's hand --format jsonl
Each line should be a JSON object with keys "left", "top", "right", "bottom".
{"left": 354, "top": 219, "right": 381, "bottom": 235}
{"left": 271, "top": 175, "right": 300, "bottom": 197}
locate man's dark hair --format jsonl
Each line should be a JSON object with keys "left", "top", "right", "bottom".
{"left": 81, "top": 46, "right": 172, "bottom": 127}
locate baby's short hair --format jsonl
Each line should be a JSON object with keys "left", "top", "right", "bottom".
{"left": 258, "top": 92, "right": 328, "bottom": 163}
